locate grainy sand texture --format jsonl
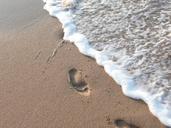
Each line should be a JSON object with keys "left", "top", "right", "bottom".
{"left": 0, "top": 0, "right": 166, "bottom": 128}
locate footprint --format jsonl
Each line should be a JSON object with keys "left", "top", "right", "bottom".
{"left": 68, "top": 68, "right": 90, "bottom": 96}
{"left": 114, "top": 119, "right": 139, "bottom": 128}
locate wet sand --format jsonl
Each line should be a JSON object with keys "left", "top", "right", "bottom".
{"left": 0, "top": 0, "right": 166, "bottom": 128}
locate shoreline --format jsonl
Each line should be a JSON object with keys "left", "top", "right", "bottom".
{"left": 0, "top": 0, "right": 166, "bottom": 127}
{"left": 43, "top": 0, "right": 171, "bottom": 127}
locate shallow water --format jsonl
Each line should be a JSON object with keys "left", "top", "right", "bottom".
{"left": 43, "top": 0, "right": 171, "bottom": 126}
{"left": 0, "top": 0, "right": 45, "bottom": 30}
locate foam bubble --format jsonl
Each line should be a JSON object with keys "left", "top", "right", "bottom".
{"left": 43, "top": 0, "right": 171, "bottom": 126}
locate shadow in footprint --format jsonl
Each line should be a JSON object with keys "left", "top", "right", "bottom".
{"left": 114, "top": 119, "right": 139, "bottom": 128}
{"left": 68, "top": 68, "right": 90, "bottom": 96}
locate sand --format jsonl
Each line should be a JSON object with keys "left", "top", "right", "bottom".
{"left": 0, "top": 0, "right": 166, "bottom": 128}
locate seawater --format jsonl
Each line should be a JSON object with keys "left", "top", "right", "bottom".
{"left": 43, "top": 0, "right": 171, "bottom": 126}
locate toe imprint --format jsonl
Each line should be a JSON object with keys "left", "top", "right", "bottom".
{"left": 114, "top": 119, "right": 139, "bottom": 128}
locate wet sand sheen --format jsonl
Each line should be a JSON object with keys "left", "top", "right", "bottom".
{"left": 0, "top": 0, "right": 166, "bottom": 128}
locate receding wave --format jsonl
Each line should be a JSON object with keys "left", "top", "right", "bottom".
{"left": 43, "top": 0, "right": 171, "bottom": 126}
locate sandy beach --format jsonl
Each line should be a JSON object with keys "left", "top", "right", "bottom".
{"left": 0, "top": 0, "right": 167, "bottom": 128}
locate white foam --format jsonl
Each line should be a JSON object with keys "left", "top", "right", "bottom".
{"left": 42, "top": 0, "right": 171, "bottom": 126}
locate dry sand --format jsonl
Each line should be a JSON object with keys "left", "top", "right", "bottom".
{"left": 0, "top": 0, "right": 166, "bottom": 128}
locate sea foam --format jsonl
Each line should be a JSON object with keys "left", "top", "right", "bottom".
{"left": 43, "top": 0, "right": 171, "bottom": 126}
